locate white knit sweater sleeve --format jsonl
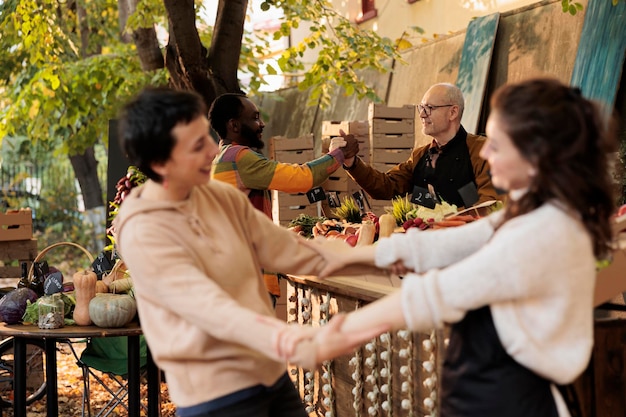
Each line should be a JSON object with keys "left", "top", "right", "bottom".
{"left": 374, "top": 211, "right": 502, "bottom": 272}
{"left": 395, "top": 204, "right": 595, "bottom": 384}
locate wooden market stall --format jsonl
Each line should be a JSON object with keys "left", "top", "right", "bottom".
{"left": 284, "top": 214, "right": 626, "bottom": 417}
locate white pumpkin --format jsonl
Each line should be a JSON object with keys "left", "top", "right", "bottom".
{"left": 88, "top": 294, "right": 137, "bottom": 328}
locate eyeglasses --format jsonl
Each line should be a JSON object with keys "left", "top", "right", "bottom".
{"left": 417, "top": 104, "right": 454, "bottom": 116}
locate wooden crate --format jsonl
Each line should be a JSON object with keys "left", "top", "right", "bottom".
{"left": 367, "top": 199, "right": 392, "bottom": 217}
{"left": 270, "top": 134, "right": 314, "bottom": 152}
{"left": 321, "top": 120, "right": 369, "bottom": 137}
{"left": 272, "top": 191, "right": 320, "bottom": 226}
{"left": 273, "top": 192, "right": 311, "bottom": 207}
{"left": 321, "top": 176, "right": 361, "bottom": 193}
{"left": 0, "top": 238, "right": 38, "bottom": 278}
{"left": 368, "top": 103, "right": 416, "bottom": 120}
{"left": 275, "top": 205, "right": 320, "bottom": 227}
{"left": 372, "top": 149, "right": 413, "bottom": 164}
{"left": 0, "top": 209, "right": 33, "bottom": 242}
{"left": 371, "top": 119, "right": 414, "bottom": 134}
{"left": 371, "top": 133, "right": 415, "bottom": 149}
{"left": 372, "top": 162, "right": 400, "bottom": 173}
{"left": 274, "top": 149, "right": 315, "bottom": 164}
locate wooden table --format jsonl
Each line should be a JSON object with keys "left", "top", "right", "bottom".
{"left": 0, "top": 322, "right": 161, "bottom": 417}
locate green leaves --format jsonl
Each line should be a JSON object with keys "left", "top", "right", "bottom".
{"left": 267, "top": 0, "right": 399, "bottom": 107}
{"left": 561, "top": 0, "right": 584, "bottom": 14}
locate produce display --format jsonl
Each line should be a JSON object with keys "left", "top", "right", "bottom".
{"left": 1, "top": 256, "right": 136, "bottom": 328}
{"left": 287, "top": 194, "right": 494, "bottom": 246}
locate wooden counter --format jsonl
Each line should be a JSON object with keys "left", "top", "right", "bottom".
{"left": 285, "top": 274, "right": 442, "bottom": 417}
{"left": 285, "top": 274, "right": 626, "bottom": 417}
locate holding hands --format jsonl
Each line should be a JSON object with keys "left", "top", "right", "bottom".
{"left": 268, "top": 313, "right": 390, "bottom": 366}
{"left": 328, "top": 129, "right": 359, "bottom": 162}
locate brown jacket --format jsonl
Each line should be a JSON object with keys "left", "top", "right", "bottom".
{"left": 346, "top": 129, "right": 502, "bottom": 207}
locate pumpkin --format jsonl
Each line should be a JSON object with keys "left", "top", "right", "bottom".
{"left": 72, "top": 270, "right": 97, "bottom": 326}
{"left": 89, "top": 294, "right": 137, "bottom": 328}
{"left": 95, "top": 280, "right": 109, "bottom": 293}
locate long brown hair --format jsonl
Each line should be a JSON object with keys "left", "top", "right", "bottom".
{"left": 491, "top": 78, "right": 617, "bottom": 259}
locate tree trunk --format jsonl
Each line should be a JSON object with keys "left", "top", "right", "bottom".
{"left": 69, "top": 149, "right": 103, "bottom": 211}
{"left": 120, "top": 0, "right": 164, "bottom": 70}
{"left": 117, "top": 0, "right": 133, "bottom": 43}
{"left": 157, "top": 0, "right": 247, "bottom": 106}
{"left": 69, "top": 149, "right": 106, "bottom": 252}
{"left": 209, "top": 0, "right": 247, "bottom": 95}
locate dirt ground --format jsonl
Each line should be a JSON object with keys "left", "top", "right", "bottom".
{"left": 2, "top": 340, "right": 177, "bottom": 417}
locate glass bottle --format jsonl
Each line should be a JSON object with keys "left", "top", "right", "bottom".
{"left": 38, "top": 293, "right": 64, "bottom": 329}
{"left": 17, "top": 262, "right": 29, "bottom": 289}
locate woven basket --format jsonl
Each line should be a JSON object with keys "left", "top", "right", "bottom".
{"left": 27, "top": 241, "right": 94, "bottom": 285}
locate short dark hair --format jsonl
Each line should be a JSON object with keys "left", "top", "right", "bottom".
{"left": 208, "top": 93, "right": 247, "bottom": 139}
{"left": 118, "top": 87, "right": 207, "bottom": 182}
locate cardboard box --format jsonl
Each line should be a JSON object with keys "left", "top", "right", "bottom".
{"left": 270, "top": 134, "right": 314, "bottom": 152}
{"left": 0, "top": 209, "right": 33, "bottom": 242}
{"left": 321, "top": 120, "right": 369, "bottom": 137}
{"left": 368, "top": 103, "right": 416, "bottom": 120}
{"left": 371, "top": 133, "right": 415, "bottom": 149}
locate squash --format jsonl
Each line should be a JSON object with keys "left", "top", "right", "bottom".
{"left": 356, "top": 220, "right": 377, "bottom": 246}
{"left": 102, "top": 260, "right": 127, "bottom": 286}
{"left": 378, "top": 214, "right": 397, "bottom": 238}
{"left": 109, "top": 278, "right": 133, "bottom": 294}
{"left": 72, "top": 270, "right": 97, "bottom": 326}
{"left": 95, "top": 280, "right": 109, "bottom": 294}
{"left": 89, "top": 294, "right": 137, "bottom": 328}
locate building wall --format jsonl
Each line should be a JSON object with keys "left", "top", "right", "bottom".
{"left": 260, "top": 0, "right": 588, "bottom": 149}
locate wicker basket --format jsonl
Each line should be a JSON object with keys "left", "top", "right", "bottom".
{"left": 27, "top": 241, "right": 95, "bottom": 286}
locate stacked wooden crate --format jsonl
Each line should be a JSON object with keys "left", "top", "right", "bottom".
{"left": 367, "top": 103, "right": 416, "bottom": 215}
{"left": 269, "top": 134, "right": 319, "bottom": 226}
{"left": 0, "top": 208, "right": 37, "bottom": 280}
{"left": 320, "top": 120, "right": 369, "bottom": 217}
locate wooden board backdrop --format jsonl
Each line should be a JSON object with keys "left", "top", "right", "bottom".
{"left": 570, "top": 0, "right": 626, "bottom": 120}
{"left": 457, "top": 13, "right": 500, "bottom": 135}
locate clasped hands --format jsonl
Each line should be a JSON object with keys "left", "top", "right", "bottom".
{"left": 268, "top": 313, "right": 389, "bottom": 366}
{"left": 328, "top": 129, "right": 359, "bottom": 161}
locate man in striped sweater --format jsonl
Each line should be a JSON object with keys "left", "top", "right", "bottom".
{"left": 209, "top": 93, "right": 358, "bottom": 304}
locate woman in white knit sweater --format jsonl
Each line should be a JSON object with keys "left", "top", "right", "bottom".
{"left": 294, "top": 78, "right": 618, "bottom": 416}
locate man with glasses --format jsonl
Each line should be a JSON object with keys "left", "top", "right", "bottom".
{"left": 344, "top": 83, "right": 501, "bottom": 209}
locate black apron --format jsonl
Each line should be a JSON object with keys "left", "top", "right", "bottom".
{"left": 440, "top": 306, "right": 559, "bottom": 417}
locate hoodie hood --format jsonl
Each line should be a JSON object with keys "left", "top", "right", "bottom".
{"left": 114, "top": 181, "right": 211, "bottom": 246}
